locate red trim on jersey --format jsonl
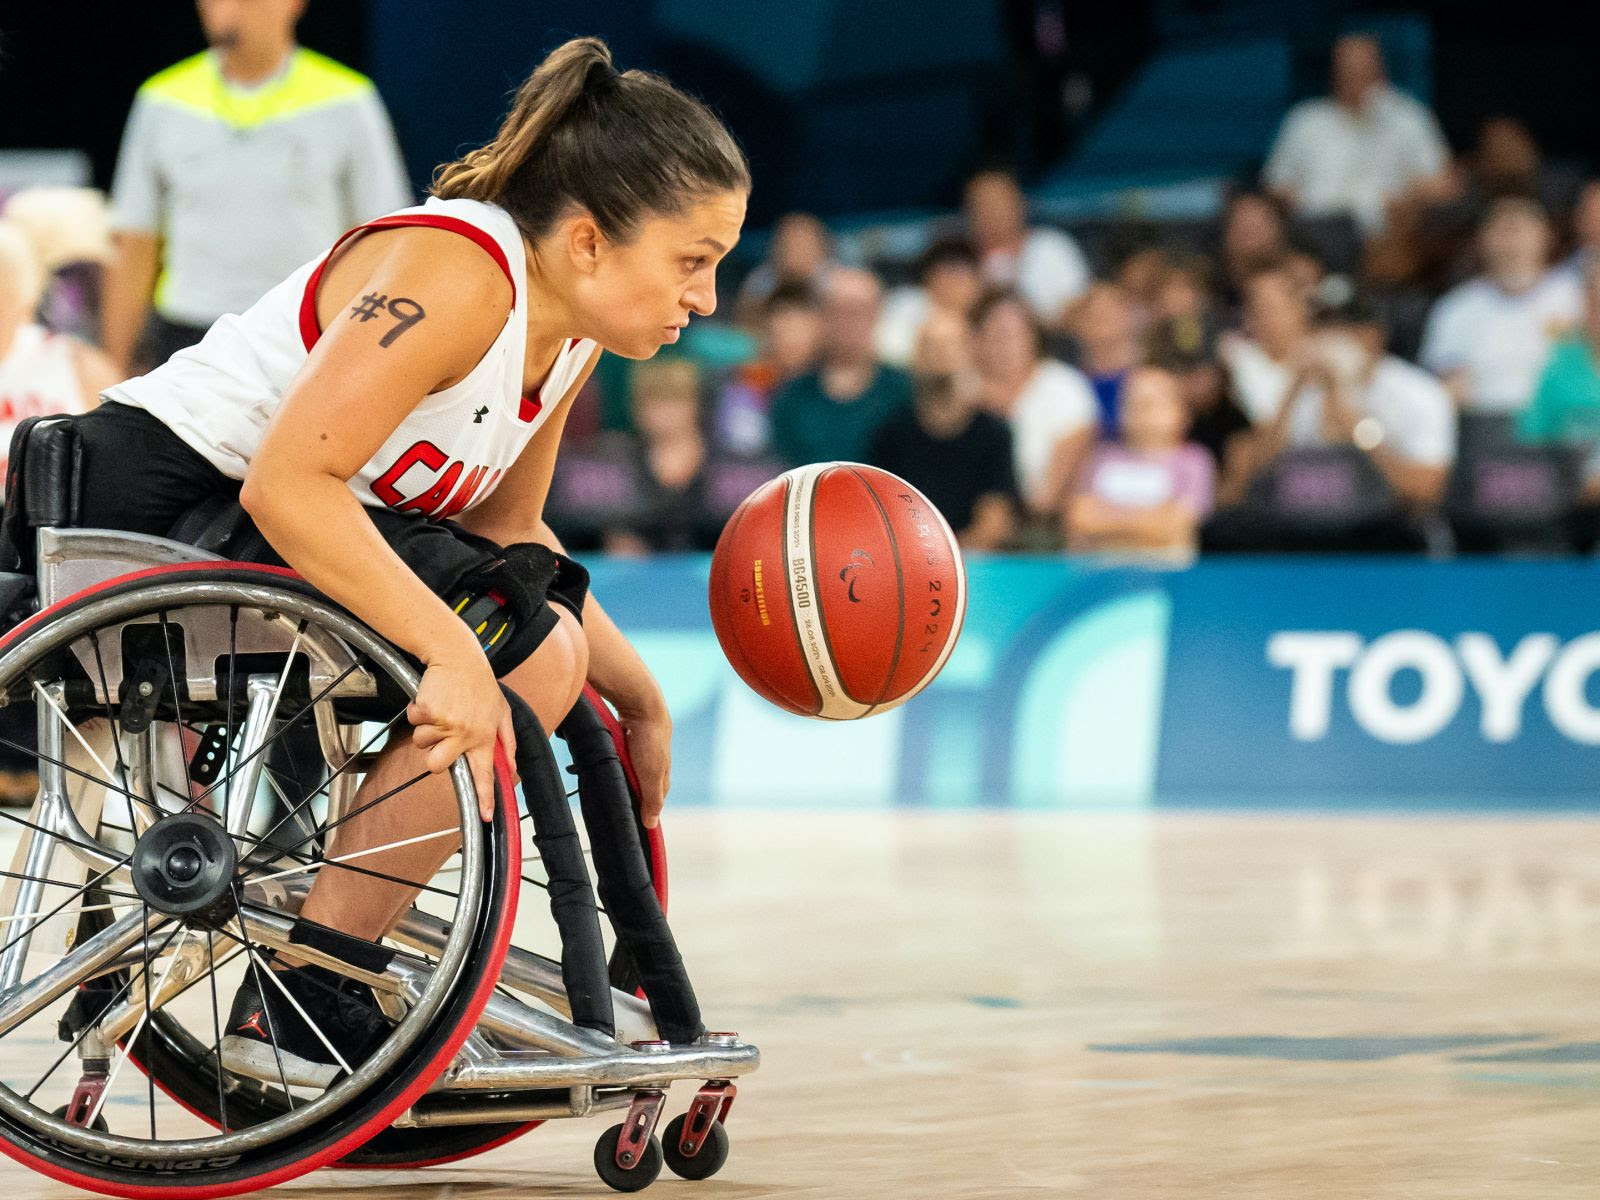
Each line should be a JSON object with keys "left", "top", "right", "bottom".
{"left": 298, "top": 213, "right": 517, "bottom": 352}
{"left": 517, "top": 338, "right": 584, "bottom": 422}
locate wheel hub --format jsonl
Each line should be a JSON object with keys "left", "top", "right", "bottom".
{"left": 130, "top": 812, "right": 239, "bottom": 929}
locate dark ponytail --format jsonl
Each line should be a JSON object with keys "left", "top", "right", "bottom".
{"left": 433, "top": 37, "right": 749, "bottom": 243}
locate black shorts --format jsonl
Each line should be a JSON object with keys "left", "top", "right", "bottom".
{"left": 70, "top": 402, "right": 587, "bottom": 671}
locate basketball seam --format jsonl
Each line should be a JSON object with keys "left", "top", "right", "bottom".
{"left": 898, "top": 491, "right": 968, "bottom": 705}
{"left": 846, "top": 464, "right": 906, "bottom": 713}
{"left": 806, "top": 464, "right": 862, "bottom": 708}
{"left": 725, "top": 490, "right": 819, "bottom": 714}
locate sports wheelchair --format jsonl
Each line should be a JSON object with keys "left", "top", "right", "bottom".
{"left": 0, "top": 420, "right": 757, "bottom": 1196}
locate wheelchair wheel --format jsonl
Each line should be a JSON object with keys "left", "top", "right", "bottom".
{"left": 334, "top": 685, "right": 671, "bottom": 1169}
{"left": 0, "top": 563, "right": 519, "bottom": 1197}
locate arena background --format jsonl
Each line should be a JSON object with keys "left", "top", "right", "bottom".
{"left": 4, "top": 4, "right": 1600, "bottom": 1199}
{"left": 5, "top": 0, "right": 1600, "bottom": 812}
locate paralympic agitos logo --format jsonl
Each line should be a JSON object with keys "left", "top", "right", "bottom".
{"left": 838, "top": 550, "right": 873, "bottom": 603}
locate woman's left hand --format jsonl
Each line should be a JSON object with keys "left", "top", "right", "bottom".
{"left": 617, "top": 700, "right": 672, "bottom": 828}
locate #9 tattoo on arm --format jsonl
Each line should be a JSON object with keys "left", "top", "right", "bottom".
{"left": 349, "top": 292, "right": 428, "bottom": 347}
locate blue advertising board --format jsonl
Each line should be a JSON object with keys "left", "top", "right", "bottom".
{"left": 586, "top": 556, "right": 1600, "bottom": 811}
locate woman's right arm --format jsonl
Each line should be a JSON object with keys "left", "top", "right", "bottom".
{"left": 239, "top": 228, "right": 515, "bottom": 813}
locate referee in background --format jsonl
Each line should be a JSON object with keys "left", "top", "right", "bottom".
{"left": 102, "top": 0, "right": 411, "bottom": 374}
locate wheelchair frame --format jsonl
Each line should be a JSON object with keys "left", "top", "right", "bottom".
{"left": 0, "top": 525, "right": 758, "bottom": 1190}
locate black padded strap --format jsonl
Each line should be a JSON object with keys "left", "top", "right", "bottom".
{"left": 503, "top": 685, "right": 615, "bottom": 1037}
{"left": 289, "top": 917, "right": 397, "bottom": 975}
{"left": 559, "top": 697, "right": 705, "bottom": 1045}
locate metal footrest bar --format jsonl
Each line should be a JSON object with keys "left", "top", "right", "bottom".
{"left": 394, "top": 1086, "right": 637, "bottom": 1128}
{"left": 435, "top": 1039, "right": 761, "bottom": 1091}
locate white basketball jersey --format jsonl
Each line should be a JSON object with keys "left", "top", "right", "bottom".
{"left": 105, "top": 197, "right": 595, "bottom": 519}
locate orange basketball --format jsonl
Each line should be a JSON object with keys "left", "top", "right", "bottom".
{"left": 708, "top": 462, "right": 967, "bottom": 720}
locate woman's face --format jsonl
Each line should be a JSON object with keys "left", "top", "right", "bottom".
{"left": 926, "top": 260, "right": 981, "bottom": 314}
{"left": 580, "top": 189, "right": 747, "bottom": 360}
{"left": 766, "top": 304, "right": 821, "bottom": 376}
{"left": 1121, "top": 368, "right": 1188, "bottom": 449}
{"left": 975, "top": 300, "right": 1038, "bottom": 379}
{"left": 1074, "top": 283, "right": 1134, "bottom": 345}
{"left": 1224, "top": 196, "right": 1284, "bottom": 262}
{"left": 1244, "top": 271, "right": 1308, "bottom": 348}
{"left": 634, "top": 388, "right": 700, "bottom": 441}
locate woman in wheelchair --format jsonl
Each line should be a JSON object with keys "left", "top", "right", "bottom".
{"left": 36, "top": 36, "right": 747, "bottom": 1088}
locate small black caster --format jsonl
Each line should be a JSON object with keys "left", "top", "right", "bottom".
{"left": 662, "top": 1112, "right": 730, "bottom": 1180}
{"left": 594, "top": 1123, "right": 664, "bottom": 1192}
{"left": 51, "top": 1103, "right": 109, "bottom": 1134}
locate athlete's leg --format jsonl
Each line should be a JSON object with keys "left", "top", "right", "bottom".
{"left": 285, "top": 607, "right": 588, "bottom": 955}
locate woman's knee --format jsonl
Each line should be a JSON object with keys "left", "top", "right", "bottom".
{"left": 504, "top": 606, "right": 587, "bottom": 732}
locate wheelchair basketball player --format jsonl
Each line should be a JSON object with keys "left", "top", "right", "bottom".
{"left": 32, "top": 36, "right": 748, "bottom": 1082}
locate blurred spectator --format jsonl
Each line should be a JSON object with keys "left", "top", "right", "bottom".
{"left": 1384, "top": 117, "right": 1581, "bottom": 289}
{"left": 1218, "top": 189, "right": 1291, "bottom": 307}
{"left": 1517, "top": 258, "right": 1600, "bottom": 495}
{"left": 869, "top": 309, "right": 1017, "bottom": 550}
{"left": 1069, "top": 282, "right": 1143, "bottom": 437}
{"left": 1146, "top": 317, "right": 1250, "bottom": 470}
{"left": 103, "top": 0, "right": 410, "bottom": 373}
{"left": 1106, "top": 228, "right": 1169, "bottom": 333}
{"left": 1554, "top": 180, "right": 1600, "bottom": 285}
{"left": 1218, "top": 263, "right": 1318, "bottom": 430}
{"left": 769, "top": 268, "right": 913, "bottom": 466}
{"left": 1222, "top": 281, "right": 1454, "bottom": 511}
{"left": 1459, "top": 116, "right": 1581, "bottom": 216}
{"left": 877, "top": 237, "right": 982, "bottom": 367}
{"left": 2, "top": 188, "right": 114, "bottom": 342}
{"left": 1066, "top": 365, "right": 1214, "bottom": 557}
{"left": 713, "top": 282, "right": 821, "bottom": 454}
{"left": 1262, "top": 33, "right": 1451, "bottom": 234}
{"left": 600, "top": 359, "right": 780, "bottom": 554}
{"left": 1283, "top": 246, "right": 1328, "bottom": 298}
{"left": 973, "top": 289, "right": 1096, "bottom": 517}
{"left": 1152, "top": 254, "right": 1222, "bottom": 358}
{"left": 735, "top": 212, "right": 837, "bottom": 326}
{"left": 0, "top": 221, "right": 115, "bottom": 483}
{"left": 1419, "top": 197, "right": 1581, "bottom": 419}
{"left": 963, "top": 167, "right": 1089, "bottom": 327}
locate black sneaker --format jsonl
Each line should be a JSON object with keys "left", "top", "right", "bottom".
{"left": 219, "top": 961, "right": 391, "bottom": 1088}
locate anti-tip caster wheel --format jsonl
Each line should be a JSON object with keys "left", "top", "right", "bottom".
{"left": 595, "top": 1123, "right": 664, "bottom": 1192}
{"left": 50, "top": 1104, "right": 109, "bottom": 1135}
{"left": 662, "top": 1112, "right": 730, "bottom": 1180}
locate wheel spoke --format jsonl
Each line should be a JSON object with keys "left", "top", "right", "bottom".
{"left": 258, "top": 765, "right": 323, "bottom": 848}
{"left": 248, "top": 825, "right": 461, "bottom": 889}
{"left": 87, "top": 630, "right": 163, "bottom": 825}
{"left": 205, "top": 928, "right": 229, "bottom": 1133}
{"left": 0, "top": 740, "right": 138, "bottom": 863}
{"left": 227, "top": 891, "right": 297, "bottom": 1110}
{"left": 246, "top": 710, "right": 407, "bottom": 857}
{"left": 225, "top": 607, "right": 238, "bottom": 829}
{"left": 20, "top": 919, "right": 183, "bottom": 1103}
{"left": 178, "top": 657, "right": 367, "bottom": 819}
{"left": 210, "top": 912, "right": 386, "bottom": 1023}
{"left": 32, "top": 680, "right": 149, "bottom": 825}
{"left": 139, "top": 904, "right": 157, "bottom": 1138}
{"left": 265, "top": 764, "right": 430, "bottom": 863}
{"left": 0, "top": 854, "right": 135, "bottom": 960}
{"left": 155, "top": 612, "right": 202, "bottom": 814}
{"left": 87, "top": 922, "right": 190, "bottom": 1131}
{"left": 0, "top": 899, "right": 136, "bottom": 926}
{"left": 0, "top": 866, "right": 142, "bottom": 902}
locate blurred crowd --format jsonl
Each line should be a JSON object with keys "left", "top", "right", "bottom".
{"left": 5, "top": 26, "right": 1600, "bottom": 563}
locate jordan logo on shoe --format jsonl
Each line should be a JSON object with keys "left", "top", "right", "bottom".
{"left": 237, "top": 1009, "right": 268, "bottom": 1037}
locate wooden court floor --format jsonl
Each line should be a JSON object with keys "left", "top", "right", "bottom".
{"left": 5, "top": 809, "right": 1599, "bottom": 1198}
